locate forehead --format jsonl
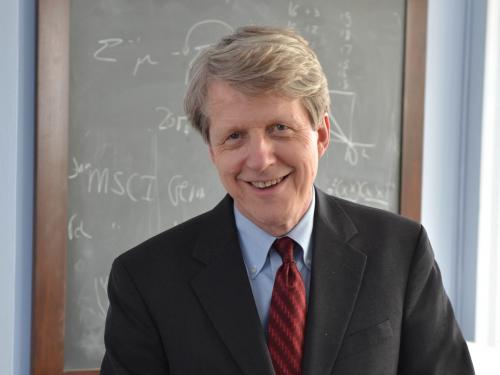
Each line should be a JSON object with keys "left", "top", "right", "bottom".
{"left": 205, "top": 81, "right": 309, "bottom": 125}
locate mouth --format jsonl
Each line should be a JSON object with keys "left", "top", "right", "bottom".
{"left": 248, "top": 174, "right": 289, "bottom": 189}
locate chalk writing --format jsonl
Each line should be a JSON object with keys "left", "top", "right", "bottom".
{"left": 289, "top": 2, "right": 299, "bottom": 17}
{"left": 68, "top": 213, "right": 93, "bottom": 240}
{"left": 133, "top": 54, "right": 159, "bottom": 76}
{"left": 168, "top": 174, "right": 206, "bottom": 206}
{"left": 88, "top": 168, "right": 156, "bottom": 202}
{"left": 93, "top": 38, "right": 123, "bottom": 62}
{"left": 287, "top": 2, "right": 320, "bottom": 37}
{"left": 288, "top": 1, "right": 320, "bottom": 18}
{"left": 69, "top": 157, "right": 92, "bottom": 179}
{"left": 327, "top": 178, "right": 394, "bottom": 208}
{"left": 93, "top": 36, "right": 158, "bottom": 76}
{"left": 155, "top": 106, "right": 190, "bottom": 135}
{"left": 304, "top": 24, "right": 319, "bottom": 35}
{"left": 70, "top": 158, "right": 156, "bottom": 202}
{"left": 338, "top": 11, "right": 353, "bottom": 90}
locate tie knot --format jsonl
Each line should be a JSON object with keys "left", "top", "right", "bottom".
{"left": 273, "top": 237, "right": 295, "bottom": 263}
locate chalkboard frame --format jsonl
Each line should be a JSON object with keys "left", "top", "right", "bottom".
{"left": 32, "top": 0, "right": 427, "bottom": 373}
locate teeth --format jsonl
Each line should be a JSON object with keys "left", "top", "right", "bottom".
{"left": 251, "top": 177, "right": 284, "bottom": 189}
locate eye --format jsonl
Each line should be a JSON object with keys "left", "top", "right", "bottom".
{"left": 270, "top": 123, "right": 292, "bottom": 137}
{"left": 228, "top": 132, "right": 241, "bottom": 140}
{"left": 223, "top": 131, "right": 244, "bottom": 146}
{"left": 274, "top": 123, "right": 289, "bottom": 131}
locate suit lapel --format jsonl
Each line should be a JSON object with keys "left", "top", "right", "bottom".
{"left": 190, "top": 195, "right": 275, "bottom": 375}
{"left": 301, "top": 190, "right": 367, "bottom": 375}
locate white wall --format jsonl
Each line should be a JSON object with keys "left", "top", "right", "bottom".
{"left": 475, "top": 0, "right": 500, "bottom": 347}
{"left": 422, "top": 0, "right": 486, "bottom": 339}
{"left": 0, "top": 0, "right": 35, "bottom": 374}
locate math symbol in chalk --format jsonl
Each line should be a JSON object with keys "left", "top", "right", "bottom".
{"left": 133, "top": 54, "right": 159, "bottom": 76}
{"left": 68, "top": 213, "right": 92, "bottom": 240}
{"left": 93, "top": 36, "right": 158, "bottom": 76}
{"left": 327, "top": 178, "right": 394, "bottom": 209}
{"left": 171, "top": 20, "right": 233, "bottom": 85}
{"left": 93, "top": 38, "right": 123, "bottom": 62}
{"left": 329, "top": 90, "right": 375, "bottom": 166}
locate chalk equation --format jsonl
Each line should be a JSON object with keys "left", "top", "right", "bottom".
{"left": 155, "top": 106, "right": 190, "bottom": 135}
{"left": 93, "top": 37, "right": 159, "bottom": 76}
{"left": 91, "top": 11, "right": 328, "bottom": 81}
{"left": 327, "top": 177, "right": 395, "bottom": 209}
{"left": 92, "top": 19, "right": 235, "bottom": 83}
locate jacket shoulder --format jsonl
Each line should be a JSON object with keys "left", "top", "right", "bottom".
{"left": 114, "top": 195, "right": 234, "bottom": 270}
{"left": 326, "top": 191, "right": 421, "bottom": 229}
{"left": 317, "top": 191, "right": 426, "bottom": 252}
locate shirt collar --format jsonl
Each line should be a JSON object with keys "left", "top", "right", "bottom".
{"left": 234, "top": 189, "right": 315, "bottom": 279}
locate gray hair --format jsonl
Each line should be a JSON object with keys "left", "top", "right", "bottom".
{"left": 184, "top": 25, "right": 330, "bottom": 143}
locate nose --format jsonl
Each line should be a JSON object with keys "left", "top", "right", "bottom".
{"left": 245, "top": 134, "right": 276, "bottom": 172}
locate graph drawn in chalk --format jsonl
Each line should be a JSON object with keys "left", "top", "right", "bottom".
{"left": 171, "top": 19, "right": 234, "bottom": 84}
{"left": 329, "top": 90, "right": 375, "bottom": 165}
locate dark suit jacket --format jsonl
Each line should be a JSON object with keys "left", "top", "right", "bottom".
{"left": 101, "top": 189, "right": 474, "bottom": 374}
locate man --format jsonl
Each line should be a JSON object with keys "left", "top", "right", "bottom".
{"left": 101, "top": 26, "right": 474, "bottom": 374}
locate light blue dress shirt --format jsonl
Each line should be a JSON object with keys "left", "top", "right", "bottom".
{"left": 234, "top": 192, "right": 315, "bottom": 331}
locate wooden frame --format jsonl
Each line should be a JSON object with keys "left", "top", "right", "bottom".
{"left": 32, "top": 0, "right": 427, "bottom": 373}
{"left": 400, "top": 0, "right": 427, "bottom": 221}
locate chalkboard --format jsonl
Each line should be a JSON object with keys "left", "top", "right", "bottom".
{"left": 33, "top": 0, "right": 427, "bottom": 373}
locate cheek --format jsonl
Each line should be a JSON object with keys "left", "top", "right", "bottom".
{"left": 296, "top": 150, "right": 320, "bottom": 180}
{"left": 287, "top": 143, "right": 318, "bottom": 167}
{"left": 214, "top": 155, "right": 241, "bottom": 177}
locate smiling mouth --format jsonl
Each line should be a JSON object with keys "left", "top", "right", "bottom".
{"left": 249, "top": 174, "right": 289, "bottom": 189}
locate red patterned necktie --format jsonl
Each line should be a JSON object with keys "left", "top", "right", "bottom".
{"left": 267, "top": 237, "right": 307, "bottom": 375}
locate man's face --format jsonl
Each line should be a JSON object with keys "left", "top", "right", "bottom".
{"left": 207, "top": 81, "right": 330, "bottom": 236}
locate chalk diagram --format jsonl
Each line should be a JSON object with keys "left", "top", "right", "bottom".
{"left": 329, "top": 89, "right": 374, "bottom": 166}
{"left": 171, "top": 19, "right": 234, "bottom": 85}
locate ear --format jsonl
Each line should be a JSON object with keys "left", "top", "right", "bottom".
{"left": 316, "top": 113, "right": 330, "bottom": 158}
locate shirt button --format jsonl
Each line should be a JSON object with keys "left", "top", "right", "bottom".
{"left": 251, "top": 266, "right": 257, "bottom": 274}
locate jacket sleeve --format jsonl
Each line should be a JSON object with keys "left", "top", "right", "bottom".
{"left": 100, "top": 256, "right": 169, "bottom": 374}
{"left": 398, "top": 226, "right": 475, "bottom": 374}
